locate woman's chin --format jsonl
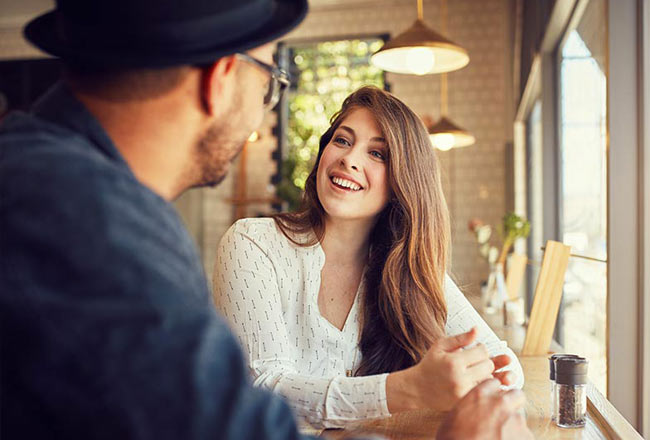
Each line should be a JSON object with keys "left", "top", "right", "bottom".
{"left": 322, "top": 206, "right": 379, "bottom": 224}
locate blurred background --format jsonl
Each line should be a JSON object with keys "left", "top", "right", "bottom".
{"left": 1, "top": 0, "right": 647, "bottom": 434}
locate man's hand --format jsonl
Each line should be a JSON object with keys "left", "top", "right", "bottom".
{"left": 436, "top": 378, "right": 533, "bottom": 440}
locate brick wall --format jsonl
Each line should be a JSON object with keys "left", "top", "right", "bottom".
{"left": 199, "top": 0, "right": 516, "bottom": 296}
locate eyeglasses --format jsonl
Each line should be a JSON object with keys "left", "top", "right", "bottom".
{"left": 235, "top": 53, "right": 290, "bottom": 110}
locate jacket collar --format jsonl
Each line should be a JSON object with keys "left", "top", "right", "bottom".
{"left": 31, "top": 81, "right": 131, "bottom": 171}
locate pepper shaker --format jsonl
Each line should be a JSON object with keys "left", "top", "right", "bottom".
{"left": 555, "top": 357, "right": 588, "bottom": 428}
{"left": 549, "top": 354, "right": 580, "bottom": 421}
{"left": 549, "top": 356, "right": 557, "bottom": 421}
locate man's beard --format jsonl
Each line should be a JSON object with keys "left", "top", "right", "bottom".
{"left": 189, "top": 120, "right": 247, "bottom": 189}
{"left": 179, "top": 77, "right": 252, "bottom": 193}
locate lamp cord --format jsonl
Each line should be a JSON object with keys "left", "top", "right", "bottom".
{"left": 440, "top": 0, "right": 448, "bottom": 116}
{"left": 441, "top": 0, "right": 453, "bottom": 213}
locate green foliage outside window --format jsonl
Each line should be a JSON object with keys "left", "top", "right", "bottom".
{"left": 276, "top": 39, "right": 385, "bottom": 211}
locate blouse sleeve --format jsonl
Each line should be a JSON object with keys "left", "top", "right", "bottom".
{"left": 212, "top": 222, "right": 390, "bottom": 429}
{"left": 443, "top": 274, "right": 525, "bottom": 389}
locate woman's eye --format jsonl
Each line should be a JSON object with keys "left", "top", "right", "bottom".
{"left": 370, "top": 150, "right": 385, "bottom": 160}
{"left": 334, "top": 137, "right": 351, "bottom": 146}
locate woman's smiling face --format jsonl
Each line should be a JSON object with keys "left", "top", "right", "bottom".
{"left": 316, "top": 107, "right": 390, "bottom": 222}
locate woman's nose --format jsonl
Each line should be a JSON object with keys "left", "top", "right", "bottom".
{"left": 340, "top": 156, "right": 359, "bottom": 171}
{"left": 339, "top": 147, "right": 361, "bottom": 171}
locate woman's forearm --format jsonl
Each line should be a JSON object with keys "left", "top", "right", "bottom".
{"left": 255, "top": 367, "right": 392, "bottom": 428}
{"left": 386, "top": 367, "right": 422, "bottom": 413}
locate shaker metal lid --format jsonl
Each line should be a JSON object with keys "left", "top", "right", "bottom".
{"left": 549, "top": 354, "right": 580, "bottom": 380}
{"left": 555, "top": 357, "right": 589, "bottom": 385}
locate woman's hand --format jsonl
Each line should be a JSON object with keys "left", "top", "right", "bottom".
{"left": 386, "top": 327, "right": 515, "bottom": 413}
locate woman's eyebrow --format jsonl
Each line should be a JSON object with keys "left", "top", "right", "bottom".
{"left": 338, "top": 126, "right": 355, "bottom": 138}
{"left": 339, "top": 125, "right": 385, "bottom": 143}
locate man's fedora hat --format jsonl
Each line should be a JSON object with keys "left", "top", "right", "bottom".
{"left": 24, "top": 0, "right": 308, "bottom": 68}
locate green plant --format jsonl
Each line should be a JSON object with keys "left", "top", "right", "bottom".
{"left": 275, "top": 155, "right": 303, "bottom": 212}
{"left": 497, "top": 212, "right": 531, "bottom": 265}
{"left": 468, "top": 212, "right": 531, "bottom": 265}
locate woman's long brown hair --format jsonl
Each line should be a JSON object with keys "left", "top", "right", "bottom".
{"left": 272, "top": 86, "right": 451, "bottom": 375}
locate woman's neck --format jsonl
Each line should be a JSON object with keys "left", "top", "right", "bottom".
{"left": 320, "top": 217, "right": 374, "bottom": 266}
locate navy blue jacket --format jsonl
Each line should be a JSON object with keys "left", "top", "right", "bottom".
{"left": 0, "top": 83, "right": 310, "bottom": 439}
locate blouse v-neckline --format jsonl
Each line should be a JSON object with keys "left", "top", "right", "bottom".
{"left": 312, "top": 242, "right": 365, "bottom": 335}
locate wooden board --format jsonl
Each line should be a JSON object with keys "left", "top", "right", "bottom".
{"left": 522, "top": 241, "right": 571, "bottom": 356}
{"left": 506, "top": 253, "right": 528, "bottom": 300}
{"left": 587, "top": 384, "right": 644, "bottom": 440}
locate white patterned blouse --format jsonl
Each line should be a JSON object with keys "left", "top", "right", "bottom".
{"left": 212, "top": 218, "right": 524, "bottom": 429}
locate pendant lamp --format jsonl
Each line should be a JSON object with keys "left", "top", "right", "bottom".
{"left": 370, "top": 0, "right": 469, "bottom": 75}
{"left": 429, "top": 118, "right": 475, "bottom": 150}
{"left": 428, "top": 0, "right": 475, "bottom": 150}
{"left": 428, "top": 72, "right": 475, "bottom": 150}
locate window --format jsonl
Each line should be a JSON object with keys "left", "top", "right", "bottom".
{"left": 557, "top": 0, "right": 608, "bottom": 395}
{"left": 525, "top": 100, "right": 543, "bottom": 316}
{"left": 275, "top": 38, "right": 386, "bottom": 210}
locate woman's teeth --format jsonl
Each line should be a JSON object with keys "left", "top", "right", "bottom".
{"left": 331, "top": 176, "right": 362, "bottom": 191}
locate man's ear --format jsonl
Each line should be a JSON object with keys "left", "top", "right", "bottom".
{"left": 200, "top": 55, "right": 238, "bottom": 116}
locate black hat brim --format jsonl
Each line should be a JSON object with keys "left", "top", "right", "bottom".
{"left": 24, "top": 0, "right": 307, "bottom": 68}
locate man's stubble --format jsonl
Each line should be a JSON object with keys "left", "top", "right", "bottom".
{"left": 190, "top": 90, "right": 249, "bottom": 190}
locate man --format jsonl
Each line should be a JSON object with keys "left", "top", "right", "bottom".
{"left": 0, "top": 0, "right": 532, "bottom": 438}
{"left": 438, "top": 378, "right": 532, "bottom": 440}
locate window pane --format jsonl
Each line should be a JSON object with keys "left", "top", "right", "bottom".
{"left": 526, "top": 100, "right": 543, "bottom": 316}
{"left": 558, "top": 0, "right": 608, "bottom": 395}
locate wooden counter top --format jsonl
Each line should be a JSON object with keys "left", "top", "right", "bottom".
{"left": 324, "top": 356, "right": 642, "bottom": 439}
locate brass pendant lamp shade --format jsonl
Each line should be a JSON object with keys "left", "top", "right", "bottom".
{"left": 428, "top": 116, "right": 475, "bottom": 151}
{"left": 425, "top": 0, "right": 474, "bottom": 151}
{"left": 370, "top": 0, "right": 469, "bottom": 75}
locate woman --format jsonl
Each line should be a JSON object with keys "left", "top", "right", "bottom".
{"left": 212, "top": 86, "right": 524, "bottom": 429}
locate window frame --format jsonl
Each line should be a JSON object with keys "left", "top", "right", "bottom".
{"left": 641, "top": 3, "right": 650, "bottom": 435}
{"left": 555, "top": 0, "right": 609, "bottom": 395}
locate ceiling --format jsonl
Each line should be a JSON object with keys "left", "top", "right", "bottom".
{"left": 309, "top": 0, "right": 415, "bottom": 9}
{"left": 0, "top": 0, "right": 417, "bottom": 26}
{"left": 0, "top": 0, "right": 357, "bottom": 19}
{"left": 0, "top": 0, "right": 52, "bottom": 23}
